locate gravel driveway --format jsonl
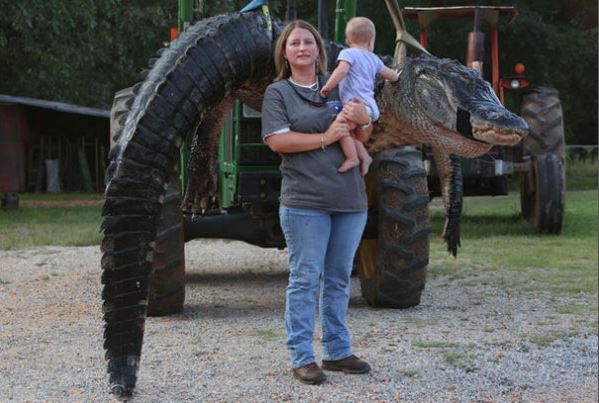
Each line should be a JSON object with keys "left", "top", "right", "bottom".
{"left": 0, "top": 241, "right": 596, "bottom": 402}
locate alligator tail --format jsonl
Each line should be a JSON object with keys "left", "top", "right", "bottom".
{"left": 100, "top": 12, "right": 277, "bottom": 397}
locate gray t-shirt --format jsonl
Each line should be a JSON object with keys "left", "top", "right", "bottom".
{"left": 261, "top": 76, "right": 367, "bottom": 212}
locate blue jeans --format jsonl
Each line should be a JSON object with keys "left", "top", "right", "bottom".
{"left": 279, "top": 205, "right": 367, "bottom": 368}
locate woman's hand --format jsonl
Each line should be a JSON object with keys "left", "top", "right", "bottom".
{"left": 340, "top": 97, "right": 370, "bottom": 127}
{"left": 323, "top": 115, "right": 351, "bottom": 146}
{"left": 340, "top": 98, "right": 373, "bottom": 142}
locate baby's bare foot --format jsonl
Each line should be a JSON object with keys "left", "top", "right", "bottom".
{"left": 360, "top": 155, "right": 373, "bottom": 176}
{"left": 338, "top": 158, "right": 360, "bottom": 173}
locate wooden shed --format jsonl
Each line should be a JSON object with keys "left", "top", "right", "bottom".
{"left": 0, "top": 94, "right": 109, "bottom": 196}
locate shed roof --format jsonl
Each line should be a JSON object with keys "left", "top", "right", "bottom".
{"left": 0, "top": 94, "right": 109, "bottom": 118}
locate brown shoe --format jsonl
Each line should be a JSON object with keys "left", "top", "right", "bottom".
{"left": 292, "top": 363, "right": 327, "bottom": 385}
{"left": 322, "top": 355, "right": 371, "bottom": 374}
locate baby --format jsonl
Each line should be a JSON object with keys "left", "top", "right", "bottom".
{"left": 321, "top": 17, "right": 399, "bottom": 175}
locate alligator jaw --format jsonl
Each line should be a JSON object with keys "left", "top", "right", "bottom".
{"left": 472, "top": 125, "right": 526, "bottom": 146}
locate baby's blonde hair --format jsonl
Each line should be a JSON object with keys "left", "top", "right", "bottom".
{"left": 345, "top": 17, "right": 376, "bottom": 45}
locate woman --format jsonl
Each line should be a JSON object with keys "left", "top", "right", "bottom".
{"left": 261, "top": 20, "right": 373, "bottom": 385}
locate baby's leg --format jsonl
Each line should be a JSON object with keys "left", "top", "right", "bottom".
{"left": 338, "top": 135, "right": 360, "bottom": 173}
{"left": 355, "top": 140, "right": 373, "bottom": 176}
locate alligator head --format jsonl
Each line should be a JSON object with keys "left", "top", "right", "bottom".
{"left": 370, "top": 56, "right": 529, "bottom": 256}
{"left": 371, "top": 56, "right": 528, "bottom": 156}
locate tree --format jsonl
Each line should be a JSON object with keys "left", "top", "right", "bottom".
{"left": 0, "top": 0, "right": 177, "bottom": 108}
{"left": 0, "top": 0, "right": 596, "bottom": 144}
{"left": 359, "top": 1, "right": 598, "bottom": 144}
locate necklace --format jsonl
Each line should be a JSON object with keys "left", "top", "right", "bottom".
{"left": 286, "top": 76, "right": 327, "bottom": 107}
{"left": 289, "top": 77, "right": 319, "bottom": 92}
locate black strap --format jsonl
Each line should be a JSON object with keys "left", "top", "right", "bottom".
{"left": 456, "top": 107, "right": 473, "bottom": 138}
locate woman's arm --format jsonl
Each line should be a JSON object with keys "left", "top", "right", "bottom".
{"left": 339, "top": 98, "right": 373, "bottom": 143}
{"left": 265, "top": 116, "right": 351, "bottom": 153}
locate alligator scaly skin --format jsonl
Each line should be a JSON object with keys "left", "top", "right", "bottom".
{"left": 101, "top": 12, "right": 279, "bottom": 396}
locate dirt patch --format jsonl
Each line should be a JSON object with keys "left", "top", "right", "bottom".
{"left": 0, "top": 243, "right": 596, "bottom": 402}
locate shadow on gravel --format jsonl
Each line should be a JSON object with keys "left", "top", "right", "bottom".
{"left": 182, "top": 294, "right": 371, "bottom": 318}
{"left": 186, "top": 271, "right": 288, "bottom": 284}
{"left": 348, "top": 295, "right": 372, "bottom": 307}
{"left": 182, "top": 303, "right": 284, "bottom": 319}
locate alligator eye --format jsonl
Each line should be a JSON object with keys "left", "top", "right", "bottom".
{"left": 456, "top": 107, "right": 473, "bottom": 138}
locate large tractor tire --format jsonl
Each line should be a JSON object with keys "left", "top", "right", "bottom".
{"left": 108, "top": 80, "right": 186, "bottom": 317}
{"left": 521, "top": 87, "right": 566, "bottom": 159}
{"left": 520, "top": 87, "right": 566, "bottom": 159}
{"left": 146, "top": 177, "right": 186, "bottom": 316}
{"left": 357, "top": 147, "right": 431, "bottom": 308}
{"left": 519, "top": 87, "right": 566, "bottom": 233}
{"left": 520, "top": 154, "right": 565, "bottom": 234}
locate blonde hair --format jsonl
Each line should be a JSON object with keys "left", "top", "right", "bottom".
{"left": 274, "top": 20, "right": 328, "bottom": 81}
{"left": 345, "top": 17, "right": 376, "bottom": 45}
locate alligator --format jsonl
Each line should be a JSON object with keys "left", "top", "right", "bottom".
{"left": 372, "top": 56, "right": 528, "bottom": 254}
{"left": 101, "top": 11, "right": 527, "bottom": 397}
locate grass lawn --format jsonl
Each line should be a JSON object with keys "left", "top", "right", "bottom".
{"left": 0, "top": 194, "right": 103, "bottom": 249}
{"left": 19, "top": 193, "right": 104, "bottom": 201}
{"left": 428, "top": 189, "right": 597, "bottom": 297}
{"left": 1, "top": 166, "right": 597, "bottom": 300}
{"left": 566, "top": 159, "right": 598, "bottom": 191}
{"left": 425, "top": 159, "right": 597, "bottom": 299}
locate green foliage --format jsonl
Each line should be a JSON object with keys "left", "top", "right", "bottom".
{"left": 359, "top": 1, "right": 598, "bottom": 145}
{"left": 498, "top": 3, "right": 598, "bottom": 145}
{"left": 0, "top": 0, "right": 177, "bottom": 108}
{"left": 216, "top": 1, "right": 597, "bottom": 146}
{"left": 0, "top": 1, "right": 596, "bottom": 143}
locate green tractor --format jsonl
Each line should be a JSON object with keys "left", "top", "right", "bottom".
{"left": 108, "top": 1, "right": 565, "bottom": 318}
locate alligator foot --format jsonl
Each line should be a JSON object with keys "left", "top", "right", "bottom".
{"left": 435, "top": 154, "right": 463, "bottom": 257}
{"left": 442, "top": 217, "right": 461, "bottom": 257}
